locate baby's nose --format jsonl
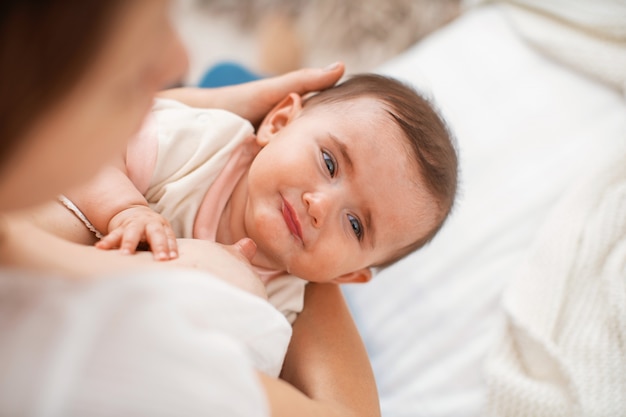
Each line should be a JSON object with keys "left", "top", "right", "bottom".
{"left": 303, "top": 191, "right": 330, "bottom": 228}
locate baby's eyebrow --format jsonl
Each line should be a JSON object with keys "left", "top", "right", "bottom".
{"left": 328, "top": 133, "right": 353, "bottom": 174}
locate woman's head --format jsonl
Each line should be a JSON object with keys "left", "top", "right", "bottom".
{"left": 0, "top": 0, "right": 187, "bottom": 211}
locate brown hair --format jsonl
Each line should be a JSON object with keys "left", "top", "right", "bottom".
{"left": 0, "top": 0, "right": 124, "bottom": 167}
{"left": 304, "top": 74, "right": 458, "bottom": 266}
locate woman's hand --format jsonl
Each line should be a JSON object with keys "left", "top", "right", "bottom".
{"left": 157, "top": 62, "right": 345, "bottom": 126}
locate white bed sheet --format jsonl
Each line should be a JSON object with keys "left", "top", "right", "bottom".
{"left": 342, "top": 4, "right": 626, "bottom": 417}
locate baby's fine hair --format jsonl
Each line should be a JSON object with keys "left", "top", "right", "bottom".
{"left": 304, "top": 74, "right": 458, "bottom": 266}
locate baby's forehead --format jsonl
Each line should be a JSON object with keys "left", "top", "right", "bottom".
{"left": 377, "top": 179, "right": 438, "bottom": 235}
{"left": 307, "top": 97, "right": 414, "bottom": 149}
{"left": 305, "top": 95, "right": 388, "bottom": 113}
{"left": 353, "top": 151, "right": 438, "bottom": 258}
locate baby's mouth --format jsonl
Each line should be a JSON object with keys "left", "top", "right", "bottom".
{"left": 282, "top": 198, "right": 303, "bottom": 242}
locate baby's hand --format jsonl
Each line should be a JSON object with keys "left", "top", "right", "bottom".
{"left": 95, "top": 205, "right": 178, "bottom": 261}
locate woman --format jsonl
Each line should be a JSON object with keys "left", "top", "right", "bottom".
{"left": 0, "top": 1, "right": 379, "bottom": 416}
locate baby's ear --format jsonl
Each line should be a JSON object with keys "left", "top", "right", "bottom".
{"left": 256, "top": 92, "right": 303, "bottom": 146}
{"left": 331, "top": 268, "right": 372, "bottom": 284}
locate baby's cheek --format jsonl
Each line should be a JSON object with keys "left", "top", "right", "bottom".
{"left": 295, "top": 250, "right": 339, "bottom": 283}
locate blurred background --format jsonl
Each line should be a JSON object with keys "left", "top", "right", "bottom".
{"left": 171, "top": 0, "right": 461, "bottom": 85}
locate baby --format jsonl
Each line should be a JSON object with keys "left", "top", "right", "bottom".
{"left": 62, "top": 74, "right": 458, "bottom": 321}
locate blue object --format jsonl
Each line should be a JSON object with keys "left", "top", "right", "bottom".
{"left": 198, "top": 61, "right": 263, "bottom": 88}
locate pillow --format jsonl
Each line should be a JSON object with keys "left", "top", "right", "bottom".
{"left": 342, "top": 4, "right": 626, "bottom": 417}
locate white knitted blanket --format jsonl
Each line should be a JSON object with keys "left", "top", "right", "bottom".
{"left": 484, "top": 152, "right": 626, "bottom": 416}
{"left": 490, "top": 0, "right": 626, "bottom": 93}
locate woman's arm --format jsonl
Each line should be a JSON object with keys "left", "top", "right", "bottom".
{"left": 261, "top": 283, "right": 381, "bottom": 417}
{"left": 0, "top": 214, "right": 266, "bottom": 298}
{"left": 157, "top": 63, "right": 344, "bottom": 126}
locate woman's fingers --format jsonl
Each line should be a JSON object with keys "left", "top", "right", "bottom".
{"left": 242, "top": 62, "right": 345, "bottom": 125}
{"left": 274, "top": 62, "right": 345, "bottom": 96}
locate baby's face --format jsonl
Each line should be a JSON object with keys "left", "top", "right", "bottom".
{"left": 245, "top": 97, "right": 439, "bottom": 283}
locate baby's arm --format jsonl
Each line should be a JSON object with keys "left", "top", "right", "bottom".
{"left": 64, "top": 153, "right": 178, "bottom": 260}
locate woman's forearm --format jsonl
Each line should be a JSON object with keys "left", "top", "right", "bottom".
{"left": 0, "top": 215, "right": 266, "bottom": 300}
{"left": 156, "top": 63, "right": 345, "bottom": 126}
{"left": 263, "top": 283, "right": 381, "bottom": 417}
{"left": 0, "top": 214, "right": 157, "bottom": 277}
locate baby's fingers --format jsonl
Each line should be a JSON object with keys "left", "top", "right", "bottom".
{"left": 96, "top": 227, "right": 143, "bottom": 255}
{"left": 146, "top": 223, "right": 178, "bottom": 261}
{"left": 117, "top": 226, "right": 145, "bottom": 255}
{"left": 95, "top": 229, "right": 124, "bottom": 251}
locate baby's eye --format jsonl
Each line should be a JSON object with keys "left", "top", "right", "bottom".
{"left": 322, "top": 150, "right": 336, "bottom": 177}
{"left": 347, "top": 214, "right": 363, "bottom": 240}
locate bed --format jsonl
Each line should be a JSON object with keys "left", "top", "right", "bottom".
{"left": 3, "top": 2, "right": 622, "bottom": 415}
{"left": 342, "top": 2, "right": 626, "bottom": 416}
